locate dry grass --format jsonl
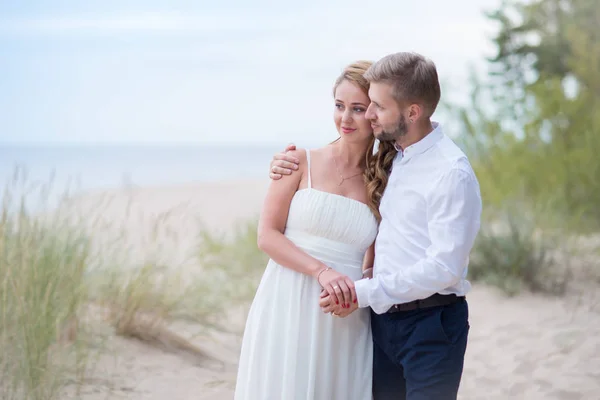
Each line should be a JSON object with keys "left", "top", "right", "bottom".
{"left": 468, "top": 207, "right": 577, "bottom": 297}
{"left": 0, "top": 168, "right": 267, "bottom": 398}
{"left": 0, "top": 169, "right": 97, "bottom": 400}
{"left": 89, "top": 209, "right": 266, "bottom": 365}
{"left": 196, "top": 218, "right": 267, "bottom": 311}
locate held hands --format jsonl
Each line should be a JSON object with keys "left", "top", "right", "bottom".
{"left": 315, "top": 266, "right": 358, "bottom": 318}
{"left": 318, "top": 267, "right": 372, "bottom": 317}
{"left": 316, "top": 267, "right": 357, "bottom": 310}
{"left": 269, "top": 143, "right": 300, "bottom": 179}
{"left": 320, "top": 289, "right": 358, "bottom": 317}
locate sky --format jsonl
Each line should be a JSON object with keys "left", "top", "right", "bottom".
{"left": 0, "top": 0, "right": 501, "bottom": 145}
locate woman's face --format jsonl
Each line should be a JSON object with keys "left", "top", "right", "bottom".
{"left": 333, "top": 80, "right": 373, "bottom": 144}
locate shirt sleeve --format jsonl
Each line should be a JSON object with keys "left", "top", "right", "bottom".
{"left": 354, "top": 164, "right": 482, "bottom": 314}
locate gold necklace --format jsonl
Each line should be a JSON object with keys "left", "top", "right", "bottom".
{"left": 332, "top": 153, "right": 363, "bottom": 186}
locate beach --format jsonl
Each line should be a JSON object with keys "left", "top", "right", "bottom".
{"left": 31, "top": 179, "right": 600, "bottom": 399}
{"left": 3, "top": 0, "right": 599, "bottom": 398}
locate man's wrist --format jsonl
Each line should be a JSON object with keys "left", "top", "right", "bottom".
{"left": 354, "top": 278, "right": 371, "bottom": 309}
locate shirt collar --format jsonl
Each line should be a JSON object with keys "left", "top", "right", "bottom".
{"left": 394, "top": 121, "right": 443, "bottom": 162}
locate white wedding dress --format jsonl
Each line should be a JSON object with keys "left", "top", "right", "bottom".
{"left": 234, "top": 150, "right": 378, "bottom": 400}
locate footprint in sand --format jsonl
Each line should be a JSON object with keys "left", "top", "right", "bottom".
{"left": 544, "top": 353, "right": 568, "bottom": 368}
{"left": 494, "top": 324, "right": 539, "bottom": 347}
{"left": 495, "top": 335, "right": 514, "bottom": 347}
{"left": 533, "top": 379, "right": 553, "bottom": 391}
{"left": 548, "top": 389, "right": 584, "bottom": 400}
{"left": 552, "top": 329, "right": 584, "bottom": 354}
{"left": 474, "top": 375, "right": 503, "bottom": 386}
{"left": 505, "top": 381, "right": 529, "bottom": 396}
{"left": 514, "top": 358, "right": 536, "bottom": 375}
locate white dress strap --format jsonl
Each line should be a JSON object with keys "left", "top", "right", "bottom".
{"left": 306, "top": 149, "right": 312, "bottom": 189}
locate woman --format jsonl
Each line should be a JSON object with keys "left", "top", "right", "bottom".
{"left": 234, "top": 61, "right": 381, "bottom": 399}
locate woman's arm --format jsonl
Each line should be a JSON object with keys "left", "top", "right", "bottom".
{"left": 257, "top": 149, "right": 355, "bottom": 306}
{"left": 257, "top": 149, "right": 323, "bottom": 277}
{"left": 361, "top": 243, "right": 374, "bottom": 279}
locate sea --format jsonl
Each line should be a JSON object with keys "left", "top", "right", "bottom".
{"left": 0, "top": 143, "right": 295, "bottom": 209}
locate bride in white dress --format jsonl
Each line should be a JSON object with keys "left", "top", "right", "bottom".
{"left": 234, "top": 61, "right": 379, "bottom": 400}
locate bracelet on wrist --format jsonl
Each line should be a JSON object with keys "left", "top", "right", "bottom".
{"left": 316, "top": 266, "right": 332, "bottom": 285}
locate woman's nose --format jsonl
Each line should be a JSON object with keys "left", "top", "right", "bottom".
{"left": 342, "top": 110, "right": 353, "bottom": 123}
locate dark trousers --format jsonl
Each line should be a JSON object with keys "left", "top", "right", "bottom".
{"left": 371, "top": 299, "right": 469, "bottom": 400}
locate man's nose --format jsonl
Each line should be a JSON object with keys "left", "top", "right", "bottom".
{"left": 365, "top": 104, "right": 375, "bottom": 120}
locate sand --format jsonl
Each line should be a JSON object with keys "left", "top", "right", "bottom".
{"left": 61, "top": 179, "right": 600, "bottom": 400}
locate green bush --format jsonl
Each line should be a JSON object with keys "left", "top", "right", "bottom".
{"left": 468, "top": 207, "right": 572, "bottom": 296}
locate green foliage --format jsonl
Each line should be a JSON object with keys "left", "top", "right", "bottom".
{"left": 468, "top": 206, "right": 571, "bottom": 296}
{"left": 453, "top": 0, "right": 600, "bottom": 293}
{"left": 458, "top": 0, "right": 600, "bottom": 232}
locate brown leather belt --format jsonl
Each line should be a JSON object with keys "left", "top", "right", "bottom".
{"left": 386, "top": 293, "right": 465, "bottom": 313}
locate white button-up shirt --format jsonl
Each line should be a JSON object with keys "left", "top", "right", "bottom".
{"left": 355, "top": 122, "right": 482, "bottom": 314}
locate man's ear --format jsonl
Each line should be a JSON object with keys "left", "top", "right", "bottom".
{"left": 408, "top": 104, "right": 423, "bottom": 123}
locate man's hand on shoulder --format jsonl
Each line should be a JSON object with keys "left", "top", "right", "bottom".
{"left": 269, "top": 143, "right": 300, "bottom": 180}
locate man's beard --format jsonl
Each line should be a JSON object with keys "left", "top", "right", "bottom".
{"left": 376, "top": 115, "right": 408, "bottom": 142}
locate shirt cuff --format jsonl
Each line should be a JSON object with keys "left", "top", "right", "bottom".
{"left": 354, "top": 278, "right": 373, "bottom": 309}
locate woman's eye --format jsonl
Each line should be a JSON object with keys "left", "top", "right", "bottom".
{"left": 354, "top": 108, "right": 365, "bottom": 113}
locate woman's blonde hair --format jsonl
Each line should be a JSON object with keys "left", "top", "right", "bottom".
{"left": 332, "top": 60, "right": 395, "bottom": 222}
{"left": 332, "top": 60, "right": 373, "bottom": 97}
{"left": 364, "top": 141, "right": 397, "bottom": 222}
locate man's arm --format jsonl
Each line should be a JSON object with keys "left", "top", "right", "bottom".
{"left": 269, "top": 143, "right": 300, "bottom": 179}
{"left": 354, "top": 164, "right": 482, "bottom": 314}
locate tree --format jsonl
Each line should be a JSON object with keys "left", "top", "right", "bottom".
{"left": 457, "top": 0, "right": 600, "bottom": 229}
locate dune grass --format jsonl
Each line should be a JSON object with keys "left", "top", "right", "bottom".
{"left": 94, "top": 218, "right": 266, "bottom": 343}
{"left": 0, "top": 169, "right": 267, "bottom": 398}
{"left": 0, "top": 171, "right": 96, "bottom": 400}
{"left": 196, "top": 218, "right": 268, "bottom": 311}
{"left": 83, "top": 203, "right": 266, "bottom": 367}
{"left": 467, "top": 204, "right": 577, "bottom": 297}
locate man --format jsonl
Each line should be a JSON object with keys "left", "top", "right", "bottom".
{"left": 268, "top": 52, "right": 482, "bottom": 399}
